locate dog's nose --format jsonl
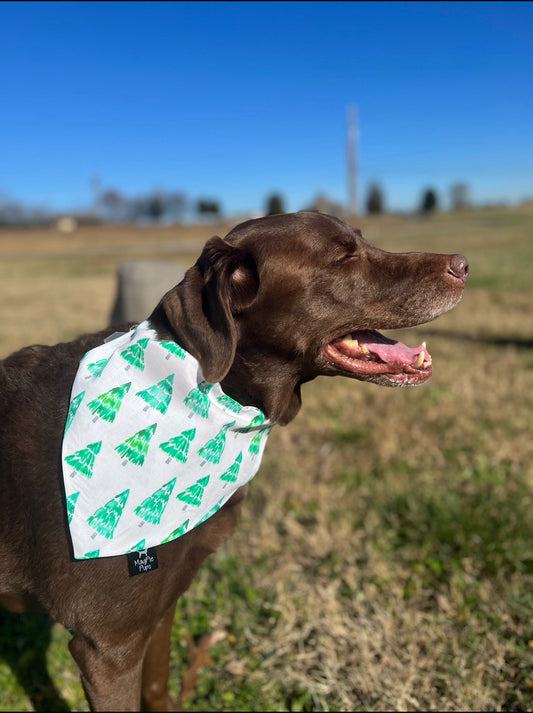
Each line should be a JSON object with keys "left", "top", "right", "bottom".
{"left": 448, "top": 254, "right": 469, "bottom": 280}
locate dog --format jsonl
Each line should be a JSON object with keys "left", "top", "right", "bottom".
{"left": 0, "top": 211, "right": 468, "bottom": 711}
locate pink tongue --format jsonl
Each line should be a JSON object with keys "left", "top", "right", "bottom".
{"left": 354, "top": 330, "right": 428, "bottom": 364}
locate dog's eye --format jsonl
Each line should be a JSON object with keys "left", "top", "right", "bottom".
{"left": 330, "top": 238, "right": 359, "bottom": 265}
{"left": 334, "top": 252, "right": 358, "bottom": 265}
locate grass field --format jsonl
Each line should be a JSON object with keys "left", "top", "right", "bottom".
{"left": 0, "top": 207, "right": 532, "bottom": 711}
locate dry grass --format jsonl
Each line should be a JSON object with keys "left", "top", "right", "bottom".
{"left": 0, "top": 222, "right": 218, "bottom": 352}
{"left": 0, "top": 208, "right": 532, "bottom": 712}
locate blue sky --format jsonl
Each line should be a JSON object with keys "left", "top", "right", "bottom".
{"left": 2, "top": 1, "right": 532, "bottom": 217}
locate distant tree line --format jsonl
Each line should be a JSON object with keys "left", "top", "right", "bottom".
{"left": 0, "top": 188, "right": 225, "bottom": 227}
{"left": 0, "top": 195, "right": 53, "bottom": 226}
{"left": 264, "top": 182, "right": 475, "bottom": 220}
{"left": 0, "top": 181, "right": 479, "bottom": 227}
{"left": 97, "top": 188, "right": 222, "bottom": 224}
{"left": 364, "top": 181, "right": 472, "bottom": 215}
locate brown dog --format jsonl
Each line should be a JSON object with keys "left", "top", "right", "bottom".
{"left": 0, "top": 211, "right": 468, "bottom": 711}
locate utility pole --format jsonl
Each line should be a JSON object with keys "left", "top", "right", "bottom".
{"left": 346, "top": 104, "right": 358, "bottom": 217}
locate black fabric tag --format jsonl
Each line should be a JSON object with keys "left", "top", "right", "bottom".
{"left": 127, "top": 547, "right": 159, "bottom": 576}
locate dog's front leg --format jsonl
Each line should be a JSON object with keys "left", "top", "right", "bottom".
{"left": 69, "top": 632, "right": 145, "bottom": 711}
{"left": 141, "top": 603, "right": 179, "bottom": 712}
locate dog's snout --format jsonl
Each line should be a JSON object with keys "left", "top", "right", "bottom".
{"left": 448, "top": 254, "right": 469, "bottom": 280}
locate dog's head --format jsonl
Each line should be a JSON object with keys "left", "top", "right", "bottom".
{"left": 152, "top": 212, "right": 468, "bottom": 424}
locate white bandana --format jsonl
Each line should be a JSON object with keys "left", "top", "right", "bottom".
{"left": 62, "top": 321, "right": 272, "bottom": 560}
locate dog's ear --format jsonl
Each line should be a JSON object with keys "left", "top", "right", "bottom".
{"left": 158, "top": 236, "right": 259, "bottom": 383}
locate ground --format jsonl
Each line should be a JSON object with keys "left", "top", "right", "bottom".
{"left": 0, "top": 207, "right": 531, "bottom": 711}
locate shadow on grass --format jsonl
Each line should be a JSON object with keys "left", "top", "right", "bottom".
{"left": 0, "top": 610, "right": 70, "bottom": 712}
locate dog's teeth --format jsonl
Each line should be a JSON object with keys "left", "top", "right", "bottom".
{"left": 413, "top": 352, "right": 425, "bottom": 368}
{"left": 422, "top": 341, "right": 427, "bottom": 349}
{"left": 360, "top": 345, "right": 369, "bottom": 354}
{"left": 341, "top": 337, "right": 359, "bottom": 348}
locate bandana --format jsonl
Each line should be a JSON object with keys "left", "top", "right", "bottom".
{"left": 62, "top": 321, "right": 272, "bottom": 560}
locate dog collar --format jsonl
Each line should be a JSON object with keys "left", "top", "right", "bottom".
{"left": 62, "top": 321, "right": 272, "bottom": 560}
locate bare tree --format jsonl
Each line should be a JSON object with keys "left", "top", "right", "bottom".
{"left": 98, "top": 189, "right": 126, "bottom": 223}
{"left": 163, "top": 192, "right": 187, "bottom": 224}
{"left": 450, "top": 183, "right": 471, "bottom": 211}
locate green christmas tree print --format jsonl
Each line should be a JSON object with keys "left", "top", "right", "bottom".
{"left": 250, "top": 433, "right": 262, "bottom": 455}
{"left": 127, "top": 539, "right": 146, "bottom": 553}
{"left": 247, "top": 413, "right": 265, "bottom": 429}
{"left": 247, "top": 414, "right": 267, "bottom": 455}
{"left": 119, "top": 338, "right": 150, "bottom": 371}
{"left": 86, "top": 357, "right": 111, "bottom": 379}
{"left": 66, "top": 491, "right": 80, "bottom": 523}
{"left": 159, "top": 428, "right": 196, "bottom": 464}
{"left": 65, "top": 391, "right": 85, "bottom": 433}
{"left": 161, "top": 519, "right": 189, "bottom": 543}
{"left": 160, "top": 340, "right": 186, "bottom": 360}
{"left": 87, "top": 488, "right": 130, "bottom": 540}
{"left": 217, "top": 394, "right": 243, "bottom": 414}
{"left": 134, "top": 477, "right": 176, "bottom": 526}
{"left": 198, "top": 421, "right": 235, "bottom": 465}
{"left": 88, "top": 382, "right": 131, "bottom": 423}
{"left": 176, "top": 476, "right": 210, "bottom": 510}
{"left": 220, "top": 452, "right": 242, "bottom": 488}
{"left": 184, "top": 382, "right": 213, "bottom": 419}
{"left": 82, "top": 549, "right": 100, "bottom": 559}
{"left": 197, "top": 497, "right": 225, "bottom": 525}
{"left": 65, "top": 440, "right": 102, "bottom": 478}
{"left": 115, "top": 423, "right": 157, "bottom": 467}
{"left": 235, "top": 412, "right": 265, "bottom": 434}
{"left": 136, "top": 374, "right": 174, "bottom": 414}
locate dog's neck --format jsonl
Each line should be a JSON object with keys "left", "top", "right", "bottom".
{"left": 221, "top": 358, "right": 303, "bottom": 427}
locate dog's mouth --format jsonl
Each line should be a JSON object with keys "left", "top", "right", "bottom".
{"left": 322, "top": 329, "right": 432, "bottom": 386}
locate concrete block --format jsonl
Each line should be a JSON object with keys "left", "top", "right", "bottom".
{"left": 110, "top": 260, "right": 186, "bottom": 325}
